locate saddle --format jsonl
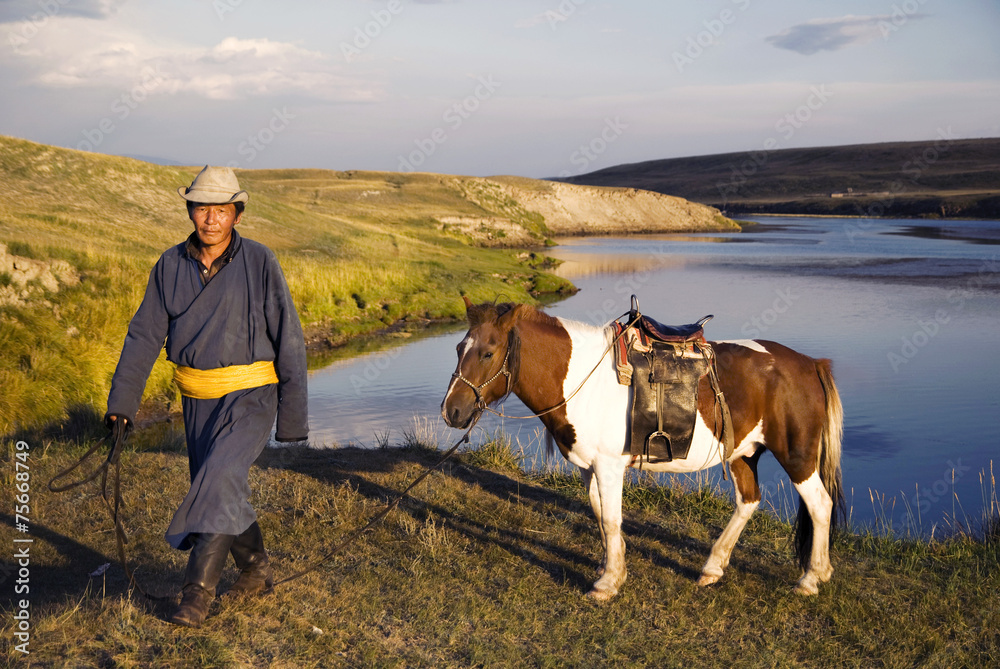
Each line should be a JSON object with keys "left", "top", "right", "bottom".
{"left": 616, "top": 296, "right": 734, "bottom": 467}
{"left": 638, "top": 313, "right": 713, "bottom": 344}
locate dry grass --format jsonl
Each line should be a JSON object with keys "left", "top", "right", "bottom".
{"left": 3, "top": 432, "right": 998, "bottom": 668}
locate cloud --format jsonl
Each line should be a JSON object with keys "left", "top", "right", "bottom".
{"left": 0, "top": 0, "right": 125, "bottom": 23}
{"left": 766, "top": 14, "right": 927, "bottom": 55}
{"left": 5, "top": 20, "right": 380, "bottom": 101}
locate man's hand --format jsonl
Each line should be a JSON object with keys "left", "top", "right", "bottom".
{"left": 105, "top": 414, "right": 128, "bottom": 428}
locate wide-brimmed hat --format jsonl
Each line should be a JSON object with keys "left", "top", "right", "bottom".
{"left": 177, "top": 165, "right": 249, "bottom": 205}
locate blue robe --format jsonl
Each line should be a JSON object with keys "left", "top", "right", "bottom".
{"left": 107, "top": 230, "right": 308, "bottom": 548}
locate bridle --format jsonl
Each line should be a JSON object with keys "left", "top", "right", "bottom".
{"left": 450, "top": 347, "right": 512, "bottom": 415}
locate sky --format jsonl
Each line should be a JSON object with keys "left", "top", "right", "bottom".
{"left": 1, "top": 0, "right": 998, "bottom": 178}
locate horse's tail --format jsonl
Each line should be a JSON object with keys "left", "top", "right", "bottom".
{"left": 795, "top": 358, "right": 845, "bottom": 570}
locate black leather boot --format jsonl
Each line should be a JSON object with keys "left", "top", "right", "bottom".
{"left": 169, "top": 533, "right": 235, "bottom": 628}
{"left": 226, "top": 521, "right": 274, "bottom": 597}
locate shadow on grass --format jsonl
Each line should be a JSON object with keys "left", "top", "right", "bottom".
{"left": 255, "top": 444, "right": 600, "bottom": 592}
{"left": 17, "top": 435, "right": 791, "bottom": 615}
{"left": 0, "top": 510, "right": 178, "bottom": 623}
{"left": 5, "top": 404, "right": 108, "bottom": 446}
{"left": 251, "top": 444, "right": 760, "bottom": 595}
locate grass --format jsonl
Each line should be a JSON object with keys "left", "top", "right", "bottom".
{"left": 3, "top": 431, "right": 998, "bottom": 668}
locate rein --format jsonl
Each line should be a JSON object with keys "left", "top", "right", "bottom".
{"left": 48, "top": 418, "right": 478, "bottom": 588}
{"left": 47, "top": 419, "right": 169, "bottom": 601}
{"left": 279, "top": 310, "right": 643, "bottom": 584}
{"left": 49, "top": 418, "right": 479, "bottom": 594}
{"left": 453, "top": 306, "right": 734, "bottom": 479}
{"left": 465, "top": 310, "right": 641, "bottom": 422}
{"left": 274, "top": 424, "right": 476, "bottom": 586}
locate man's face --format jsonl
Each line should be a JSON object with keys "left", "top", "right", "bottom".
{"left": 189, "top": 203, "right": 241, "bottom": 248}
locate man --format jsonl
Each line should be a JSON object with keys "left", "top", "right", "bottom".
{"left": 106, "top": 166, "right": 308, "bottom": 627}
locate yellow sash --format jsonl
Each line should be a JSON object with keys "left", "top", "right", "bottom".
{"left": 173, "top": 360, "right": 279, "bottom": 400}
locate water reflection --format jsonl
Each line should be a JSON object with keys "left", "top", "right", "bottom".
{"left": 549, "top": 251, "right": 690, "bottom": 280}
{"left": 885, "top": 223, "right": 1000, "bottom": 245}
{"left": 841, "top": 423, "right": 901, "bottom": 460}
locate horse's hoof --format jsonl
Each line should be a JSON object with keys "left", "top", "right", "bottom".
{"left": 696, "top": 573, "right": 720, "bottom": 587}
{"left": 585, "top": 586, "right": 617, "bottom": 602}
{"left": 794, "top": 579, "right": 819, "bottom": 596}
{"left": 586, "top": 573, "right": 623, "bottom": 601}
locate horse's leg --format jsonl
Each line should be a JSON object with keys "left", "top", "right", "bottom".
{"left": 581, "top": 467, "right": 607, "bottom": 577}
{"left": 698, "top": 452, "right": 762, "bottom": 587}
{"left": 792, "top": 470, "right": 834, "bottom": 595}
{"left": 586, "top": 456, "right": 628, "bottom": 601}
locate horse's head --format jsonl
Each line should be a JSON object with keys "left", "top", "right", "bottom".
{"left": 441, "top": 296, "right": 523, "bottom": 429}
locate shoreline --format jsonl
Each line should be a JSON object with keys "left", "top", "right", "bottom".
{"left": 729, "top": 211, "right": 1000, "bottom": 221}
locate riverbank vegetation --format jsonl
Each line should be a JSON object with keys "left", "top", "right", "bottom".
{"left": 2, "top": 431, "right": 997, "bottom": 667}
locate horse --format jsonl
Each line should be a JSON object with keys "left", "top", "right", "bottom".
{"left": 441, "top": 297, "right": 844, "bottom": 600}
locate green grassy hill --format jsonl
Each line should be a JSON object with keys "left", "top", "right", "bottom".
{"left": 0, "top": 135, "right": 734, "bottom": 434}
{"left": 559, "top": 137, "right": 1000, "bottom": 218}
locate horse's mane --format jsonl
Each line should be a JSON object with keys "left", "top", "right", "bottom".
{"left": 467, "top": 301, "right": 560, "bottom": 329}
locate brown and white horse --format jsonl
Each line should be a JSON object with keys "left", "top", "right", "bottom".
{"left": 441, "top": 298, "right": 844, "bottom": 599}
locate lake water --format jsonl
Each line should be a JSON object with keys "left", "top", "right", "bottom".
{"left": 306, "top": 216, "right": 1000, "bottom": 535}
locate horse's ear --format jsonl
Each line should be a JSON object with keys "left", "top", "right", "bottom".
{"left": 463, "top": 295, "right": 482, "bottom": 325}
{"left": 465, "top": 297, "right": 493, "bottom": 326}
{"left": 497, "top": 303, "right": 527, "bottom": 331}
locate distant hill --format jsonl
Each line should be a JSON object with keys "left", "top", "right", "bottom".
{"left": 121, "top": 153, "right": 186, "bottom": 166}
{"left": 558, "top": 138, "right": 1000, "bottom": 219}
